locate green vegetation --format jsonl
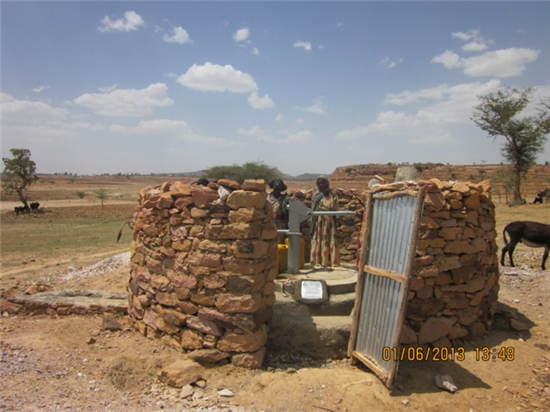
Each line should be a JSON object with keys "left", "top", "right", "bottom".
{"left": 2, "top": 148, "right": 39, "bottom": 208}
{"left": 0, "top": 215, "right": 132, "bottom": 274}
{"left": 472, "top": 87, "right": 550, "bottom": 202}
{"left": 95, "top": 188, "right": 108, "bottom": 208}
{"left": 201, "top": 161, "right": 281, "bottom": 183}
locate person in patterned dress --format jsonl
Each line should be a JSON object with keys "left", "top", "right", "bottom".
{"left": 310, "top": 176, "right": 339, "bottom": 268}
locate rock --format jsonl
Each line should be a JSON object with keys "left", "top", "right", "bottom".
{"left": 231, "top": 347, "right": 266, "bottom": 368}
{"left": 510, "top": 318, "right": 530, "bottom": 331}
{"left": 418, "top": 317, "right": 454, "bottom": 344}
{"left": 157, "top": 359, "right": 204, "bottom": 388}
{"left": 435, "top": 374, "right": 458, "bottom": 393}
{"left": 179, "top": 384, "right": 194, "bottom": 399}
{"left": 102, "top": 313, "right": 122, "bottom": 331}
{"left": 217, "top": 389, "right": 234, "bottom": 397}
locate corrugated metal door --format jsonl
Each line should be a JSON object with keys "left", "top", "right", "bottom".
{"left": 348, "top": 189, "right": 425, "bottom": 389}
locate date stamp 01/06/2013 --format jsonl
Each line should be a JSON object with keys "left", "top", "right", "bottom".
{"left": 382, "top": 346, "right": 516, "bottom": 362}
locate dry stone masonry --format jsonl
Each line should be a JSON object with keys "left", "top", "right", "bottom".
{"left": 369, "top": 178, "right": 499, "bottom": 346}
{"left": 127, "top": 179, "right": 278, "bottom": 368}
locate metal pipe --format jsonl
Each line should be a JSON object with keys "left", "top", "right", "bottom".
{"left": 309, "top": 211, "right": 356, "bottom": 216}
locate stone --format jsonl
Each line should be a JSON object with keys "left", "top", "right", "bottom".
{"left": 231, "top": 347, "right": 266, "bottom": 368}
{"left": 217, "top": 389, "right": 234, "bottom": 397}
{"left": 400, "top": 323, "right": 418, "bottom": 345}
{"left": 157, "top": 359, "right": 204, "bottom": 388}
{"left": 191, "top": 186, "right": 219, "bottom": 208}
{"left": 215, "top": 293, "right": 263, "bottom": 314}
{"left": 510, "top": 318, "right": 529, "bottom": 331}
{"left": 187, "top": 349, "right": 230, "bottom": 364}
{"left": 161, "top": 309, "right": 187, "bottom": 326}
{"left": 226, "top": 190, "right": 266, "bottom": 210}
{"left": 179, "top": 384, "right": 194, "bottom": 399}
{"left": 435, "top": 374, "right": 458, "bottom": 393}
{"left": 418, "top": 317, "right": 454, "bottom": 344}
{"left": 230, "top": 239, "right": 269, "bottom": 259}
{"left": 186, "top": 316, "right": 224, "bottom": 336}
{"left": 228, "top": 207, "right": 266, "bottom": 223}
{"left": 217, "top": 325, "right": 268, "bottom": 352}
{"left": 467, "top": 321, "right": 486, "bottom": 338}
{"left": 217, "top": 179, "right": 242, "bottom": 190}
{"left": 181, "top": 329, "right": 204, "bottom": 349}
{"left": 102, "top": 313, "right": 122, "bottom": 331}
{"left": 242, "top": 179, "right": 266, "bottom": 192}
{"left": 206, "top": 222, "right": 262, "bottom": 240}
{"left": 156, "top": 292, "right": 179, "bottom": 307}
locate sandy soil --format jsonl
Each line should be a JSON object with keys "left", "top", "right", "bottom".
{"left": 1, "top": 251, "right": 549, "bottom": 412}
{"left": 1, "top": 171, "right": 549, "bottom": 412}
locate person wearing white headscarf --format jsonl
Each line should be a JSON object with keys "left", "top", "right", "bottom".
{"left": 310, "top": 176, "right": 339, "bottom": 268}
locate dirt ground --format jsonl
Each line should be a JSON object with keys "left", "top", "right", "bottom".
{"left": 1, "top": 179, "right": 550, "bottom": 412}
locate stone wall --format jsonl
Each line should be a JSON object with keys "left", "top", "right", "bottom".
{"left": 405, "top": 179, "right": 499, "bottom": 345}
{"left": 127, "top": 179, "right": 278, "bottom": 368}
{"left": 297, "top": 178, "right": 499, "bottom": 344}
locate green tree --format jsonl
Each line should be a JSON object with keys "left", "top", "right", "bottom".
{"left": 492, "top": 168, "right": 515, "bottom": 204}
{"left": 95, "top": 188, "right": 108, "bottom": 209}
{"left": 2, "top": 148, "right": 39, "bottom": 208}
{"left": 202, "top": 161, "right": 281, "bottom": 183}
{"left": 471, "top": 87, "right": 550, "bottom": 202}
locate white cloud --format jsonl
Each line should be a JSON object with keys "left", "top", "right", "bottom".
{"left": 238, "top": 126, "right": 313, "bottom": 144}
{"left": 462, "top": 41, "right": 488, "bottom": 52}
{"left": 234, "top": 28, "right": 250, "bottom": 42}
{"left": 431, "top": 50, "right": 461, "bottom": 69}
{"left": 177, "top": 62, "right": 258, "bottom": 93}
{"left": 73, "top": 83, "right": 174, "bottom": 116}
{"left": 163, "top": 26, "right": 192, "bottom": 44}
{"left": 337, "top": 80, "right": 502, "bottom": 142}
{"left": 275, "top": 113, "right": 283, "bottom": 122}
{"left": 301, "top": 98, "right": 326, "bottom": 115}
{"left": 462, "top": 49, "right": 540, "bottom": 77}
{"left": 432, "top": 48, "right": 540, "bottom": 78}
{"left": 452, "top": 29, "right": 491, "bottom": 52}
{"left": 286, "top": 130, "right": 314, "bottom": 143}
{"left": 31, "top": 86, "right": 50, "bottom": 93}
{"left": 247, "top": 92, "right": 274, "bottom": 110}
{"left": 110, "top": 119, "right": 236, "bottom": 146}
{"left": 379, "top": 56, "right": 403, "bottom": 69}
{"left": 1, "top": 93, "right": 70, "bottom": 122}
{"left": 294, "top": 41, "right": 312, "bottom": 51}
{"left": 295, "top": 118, "right": 304, "bottom": 125}
{"left": 252, "top": 47, "right": 260, "bottom": 56}
{"left": 384, "top": 84, "right": 451, "bottom": 105}
{"left": 99, "top": 84, "right": 118, "bottom": 93}
{"left": 98, "top": 11, "right": 144, "bottom": 33}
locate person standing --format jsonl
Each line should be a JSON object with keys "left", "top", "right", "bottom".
{"left": 310, "top": 176, "right": 339, "bottom": 268}
{"left": 268, "top": 179, "right": 289, "bottom": 243}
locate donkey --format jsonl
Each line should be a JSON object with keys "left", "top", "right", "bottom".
{"left": 501, "top": 221, "right": 550, "bottom": 270}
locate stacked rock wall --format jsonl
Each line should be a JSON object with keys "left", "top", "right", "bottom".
{"left": 127, "top": 179, "right": 278, "bottom": 368}
{"left": 309, "top": 179, "right": 499, "bottom": 344}
{"left": 406, "top": 179, "right": 499, "bottom": 345}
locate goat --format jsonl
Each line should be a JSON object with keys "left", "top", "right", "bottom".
{"left": 14, "top": 205, "right": 30, "bottom": 215}
{"left": 30, "top": 202, "right": 40, "bottom": 212}
{"left": 501, "top": 221, "right": 550, "bottom": 270}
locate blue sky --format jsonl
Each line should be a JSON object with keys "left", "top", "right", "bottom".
{"left": 1, "top": 1, "right": 549, "bottom": 176}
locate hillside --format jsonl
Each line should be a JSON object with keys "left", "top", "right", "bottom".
{"left": 328, "top": 163, "right": 550, "bottom": 203}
